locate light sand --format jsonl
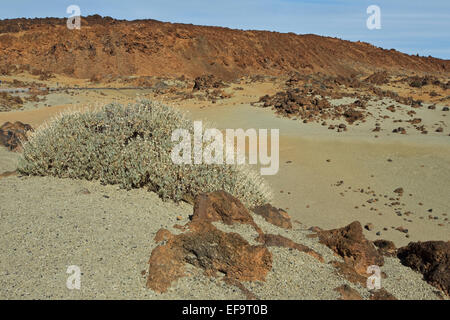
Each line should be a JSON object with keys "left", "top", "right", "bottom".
{"left": 1, "top": 91, "right": 449, "bottom": 247}
{"left": 0, "top": 171, "right": 443, "bottom": 299}
{"left": 179, "top": 102, "right": 450, "bottom": 247}
{"left": 0, "top": 84, "right": 449, "bottom": 299}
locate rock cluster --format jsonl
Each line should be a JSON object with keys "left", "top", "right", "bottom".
{"left": 193, "top": 74, "right": 225, "bottom": 91}
{"left": 0, "top": 92, "right": 23, "bottom": 111}
{"left": 146, "top": 191, "right": 321, "bottom": 296}
{"left": 146, "top": 192, "right": 405, "bottom": 299}
{"left": 258, "top": 88, "right": 367, "bottom": 124}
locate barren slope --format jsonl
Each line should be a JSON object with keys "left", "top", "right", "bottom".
{"left": 0, "top": 15, "right": 449, "bottom": 80}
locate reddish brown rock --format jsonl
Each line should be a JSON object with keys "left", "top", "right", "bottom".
{"left": 147, "top": 221, "right": 272, "bottom": 293}
{"left": 259, "top": 233, "right": 324, "bottom": 262}
{"left": 146, "top": 236, "right": 186, "bottom": 293}
{"left": 396, "top": 226, "right": 408, "bottom": 234}
{"left": 193, "top": 190, "right": 263, "bottom": 235}
{"left": 251, "top": 204, "right": 292, "bottom": 229}
{"left": 154, "top": 228, "right": 173, "bottom": 243}
{"left": 0, "top": 170, "right": 17, "bottom": 180}
{"left": 373, "top": 239, "right": 397, "bottom": 257}
{"left": 397, "top": 241, "right": 450, "bottom": 296}
{"left": 334, "top": 284, "right": 363, "bottom": 300}
{"left": 393, "top": 187, "right": 404, "bottom": 196}
{"left": 0, "top": 121, "right": 33, "bottom": 152}
{"left": 331, "top": 261, "right": 367, "bottom": 286}
{"left": 317, "top": 221, "right": 384, "bottom": 274}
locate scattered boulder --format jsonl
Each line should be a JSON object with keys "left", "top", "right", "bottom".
{"left": 392, "top": 127, "right": 406, "bottom": 134}
{"left": 317, "top": 221, "right": 384, "bottom": 274}
{"left": 251, "top": 204, "right": 292, "bottom": 229}
{"left": 0, "top": 121, "right": 33, "bottom": 151}
{"left": 396, "top": 226, "right": 408, "bottom": 234}
{"left": 397, "top": 241, "right": 450, "bottom": 296}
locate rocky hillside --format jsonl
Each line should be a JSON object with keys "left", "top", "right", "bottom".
{"left": 0, "top": 15, "right": 449, "bottom": 80}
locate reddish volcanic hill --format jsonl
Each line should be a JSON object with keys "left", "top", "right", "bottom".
{"left": 0, "top": 15, "right": 449, "bottom": 80}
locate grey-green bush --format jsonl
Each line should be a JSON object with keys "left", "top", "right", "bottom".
{"left": 18, "top": 100, "right": 272, "bottom": 207}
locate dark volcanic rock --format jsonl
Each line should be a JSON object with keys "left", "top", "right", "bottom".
{"left": 0, "top": 121, "right": 33, "bottom": 152}
{"left": 397, "top": 241, "right": 450, "bottom": 295}
{"left": 251, "top": 204, "right": 292, "bottom": 229}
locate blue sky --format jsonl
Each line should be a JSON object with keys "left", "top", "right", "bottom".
{"left": 1, "top": 0, "right": 449, "bottom": 59}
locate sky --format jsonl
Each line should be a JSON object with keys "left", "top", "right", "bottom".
{"left": 1, "top": 0, "right": 449, "bottom": 59}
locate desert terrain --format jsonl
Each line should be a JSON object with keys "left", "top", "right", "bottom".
{"left": 0, "top": 16, "right": 449, "bottom": 300}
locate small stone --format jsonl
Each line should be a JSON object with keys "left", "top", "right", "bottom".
{"left": 396, "top": 226, "right": 408, "bottom": 234}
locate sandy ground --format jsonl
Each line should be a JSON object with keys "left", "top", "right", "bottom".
{"left": 0, "top": 81, "right": 449, "bottom": 299}
{"left": 0, "top": 169, "right": 443, "bottom": 299}
{"left": 180, "top": 101, "right": 450, "bottom": 247}
{"left": 1, "top": 88, "right": 449, "bottom": 247}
